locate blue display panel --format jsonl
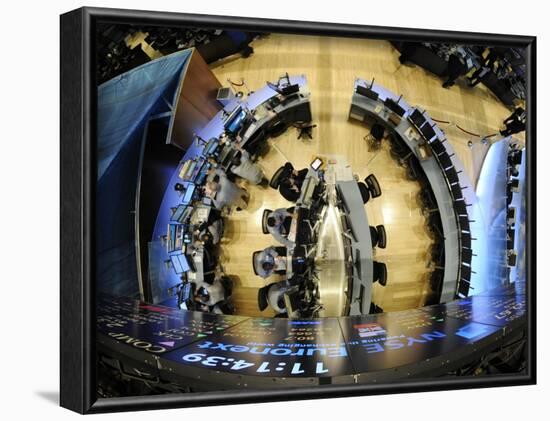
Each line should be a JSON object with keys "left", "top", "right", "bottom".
{"left": 162, "top": 317, "right": 354, "bottom": 378}
{"left": 96, "top": 294, "right": 247, "bottom": 354}
{"left": 422, "top": 293, "right": 526, "bottom": 327}
{"left": 340, "top": 309, "right": 501, "bottom": 374}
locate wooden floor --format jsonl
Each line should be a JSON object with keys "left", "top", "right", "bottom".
{"left": 206, "top": 34, "right": 517, "bottom": 317}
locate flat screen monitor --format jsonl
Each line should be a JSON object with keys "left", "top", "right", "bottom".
{"left": 384, "top": 98, "right": 406, "bottom": 117}
{"left": 310, "top": 157, "right": 323, "bottom": 171}
{"left": 420, "top": 123, "right": 436, "bottom": 140}
{"left": 224, "top": 107, "right": 247, "bottom": 134}
{"left": 408, "top": 108, "right": 426, "bottom": 128}
{"left": 182, "top": 184, "right": 196, "bottom": 205}
{"left": 356, "top": 85, "right": 379, "bottom": 100}
{"left": 281, "top": 83, "right": 300, "bottom": 96}
{"left": 171, "top": 205, "right": 188, "bottom": 223}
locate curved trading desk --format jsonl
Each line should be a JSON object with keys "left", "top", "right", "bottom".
{"left": 145, "top": 75, "right": 312, "bottom": 304}
{"left": 350, "top": 78, "right": 476, "bottom": 302}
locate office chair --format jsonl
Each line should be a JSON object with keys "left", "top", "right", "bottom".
{"left": 373, "top": 261, "right": 388, "bottom": 286}
{"left": 430, "top": 242, "right": 444, "bottom": 268}
{"left": 419, "top": 188, "right": 438, "bottom": 213}
{"left": 389, "top": 134, "right": 412, "bottom": 165}
{"left": 369, "top": 303, "right": 384, "bottom": 314}
{"left": 257, "top": 285, "right": 270, "bottom": 311}
{"left": 262, "top": 209, "right": 272, "bottom": 234}
{"left": 427, "top": 212, "right": 444, "bottom": 239}
{"left": 252, "top": 251, "right": 262, "bottom": 276}
{"left": 268, "top": 119, "right": 289, "bottom": 138}
{"left": 376, "top": 225, "right": 387, "bottom": 249}
{"left": 366, "top": 123, "right": 385, "bottom": 150}
{"left": 369, "top": 226, "right": 378, "bottom": 248}
{"left": 269, "top": 165, "right": 286, "bottom": 189}
{"left": 406, "top": 156, "right": 422, "bottom": 181}
{"left": 357, "top": 182, "right": 371, "bottom": 204}
{"left": 430, "top": 268, "right": 444, "bottom": 292}
{"left": 365, "top": 174, "right": 382, "bottom": 198}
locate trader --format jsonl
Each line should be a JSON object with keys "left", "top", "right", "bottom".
{"left": 266, "top": 207, "right": 295, "bottom": 247}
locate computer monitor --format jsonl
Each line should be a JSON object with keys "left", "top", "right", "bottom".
{"left": 182, "top": 184, "right": 196, "bottom": 205}
{"left": 408, "top": 108, "right": 426, "bottom": 128}
{"left": 310, "top": 157, "right": 323, "bottom": 171}
{"left": 281, "top": 83, "right": 300, "bottom": 96}
{"left": 171, "top": 205, "right": 188, "bottom": 223}
{"left": 384, "top": 98, "right": 406, "bottom": 117}
{"left": 420, "top": 123, "right": 436, "bottom": 141}
{"left": 224, "top": 107, "right": 247, "bottom": 134}
{"left": 356, "top": 85, "right": 379, "bottom": 101}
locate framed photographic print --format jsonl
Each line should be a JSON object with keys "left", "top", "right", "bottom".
{"left": 60, "top": 6, "right": 536, "bottom": 414}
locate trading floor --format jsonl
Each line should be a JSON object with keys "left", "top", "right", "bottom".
{"left": 206, "top": 33, "right": 515, "bottom": 316}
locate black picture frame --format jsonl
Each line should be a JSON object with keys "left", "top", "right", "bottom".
{"left": 60, "top": 6, "right": 536, "bottom": 414}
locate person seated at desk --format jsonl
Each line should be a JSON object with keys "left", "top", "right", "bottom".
{"left": 266, "top": 207, "right": 295, "bottom": 247}
{"left": 500, "top": 107, "right": 526, "bottom": 136}
{"left": 194, "top": 276, "right": 231, "bottom": 313}
{"left": 196, "top": 218, "right": 224, "bottom": 247}
{"left": 254, "top": 246, "right": 288, "bottom": 278}
{"left": 205, "top": 170, "right": 249, "bottom": 211}
{"left": 278, "top": 162, "right": 308, "bottom": 202}
{"left": 228, "top": 145, "right": 268, "bottom": 186}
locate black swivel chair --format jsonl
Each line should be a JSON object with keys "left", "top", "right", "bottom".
{"left": 430, "top": 242, "right": 444, "bottom": 268}
{"left": 373, "top": 261, "right": 387, "bottom": 286}
{"left": 357, "top": 182, "right": 370, "bottom": 204}
{"left": 376, "top": 225, "right": 387, "bottom": 249}
{"left": 269, "top": 165, "right": 286, "bottom": 189}
{"left": 369, "top": 303, "right": 384, "bottom": 314}
{"left": 369, "top": 226, "right": 378, "bottom": 248}
{"left": 252, "top": 251, "right": 262, "bottom": 276}
{"left": 267, "top": 119, "right": 289, "bottom": 138}
{"left": 367, "top": 123, "right": 385, "bottom": 150}
{"left": 257, "top": 285, "right": 270, "bottom": 311}
{"left": 365, "top": 174, "right": 382, "bottom": 198}
{"left": 261, "top": 209, "right": 272, "bottom": 234}
{"left": 430, "top": 268, "right": 444, "bottom": 292}
{"left": 405, "top": 156, "right": 423, "bottom": 181}
{"left": 389, "top": 134, "right": 412, "bottom": 164}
